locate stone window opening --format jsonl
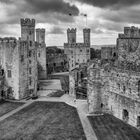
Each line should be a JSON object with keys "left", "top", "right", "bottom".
{"left": 117, "top": 83, "right": 120, "bottom": 90}
{"left": 122, "top": 109, "right": 129, "bottom": 123}
{"left": 28, "top": 50, "right": 32, "bottom": 57}
{"left": 138, "top": 80, "right": 140, "bottom": 96}
{"left": 137, "top": 116, "right": 140, "bottom": 128}
{"left": 29, "top": 77, "right": 32, "bottom": 86}
{"left": 123, "top": 85, "right": 126, "bottom": 93}
{"left": 29, "top": 68, "right": 32, "bottom": 74}
{"left": 113, "top": 52, "right": 116, "bottom": 57}
{"left": 30, "top": 41, "right": 32, "bottom": 46}
{"left": 7, "top": 70, "right": 12, "bottom": 78}
{"left": 101, "top": 103, "right": 103, "bottom": 108}
{"left": 38, "top": 53, "right": 40, "bottom": 57}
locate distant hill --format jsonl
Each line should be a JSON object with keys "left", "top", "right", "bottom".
{"left": 46, "top": 45, "right": 116, "bottom": 50}
{"left": 91, "top": 45, "right": 116, "bottom": 49}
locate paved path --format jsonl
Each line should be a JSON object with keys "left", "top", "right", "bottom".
{"left": 0, "top": 100, "right": 33, "bottom": 122}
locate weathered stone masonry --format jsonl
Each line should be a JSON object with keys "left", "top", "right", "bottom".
{"left": 88, "top": 26, "right": 140, "bottom": 129}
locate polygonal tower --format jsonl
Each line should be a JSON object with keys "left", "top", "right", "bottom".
{"left": 83, "top": 28, "right": 90, "bottom": 45}
{"left": 67, "top": 28, "right": 76, "bottom": 44}
{"left": 36, "top": 28, "right": 45, "bottom": 44}
{"left": 20, "top": 18, "right": 35, "bottom": 41}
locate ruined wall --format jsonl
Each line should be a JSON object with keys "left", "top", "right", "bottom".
{"left": 18, "top": 41, "right": 29, "bottom": 99}
{"left": 88, "top": 61, "right": 140, "bottom": 128}
{"left": 69, "top": 70, "right": 76, "bottom": 97}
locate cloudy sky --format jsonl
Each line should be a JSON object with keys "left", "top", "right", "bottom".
{"left": 1, "top": 0, "right": 140, "bottom": 46}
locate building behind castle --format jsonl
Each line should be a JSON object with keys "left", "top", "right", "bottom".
{"left": 0, "top": 18, "right": 46, "bottom": 100}
{"left": 88, "top": 26, "right": 140, "bottom": 129}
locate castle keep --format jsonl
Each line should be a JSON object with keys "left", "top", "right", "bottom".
{"left": 88, "top": 26, "right": 140, "bottom": 129}
{"left": 64, "top": 28, "right": 90, "bottom": 97}
{"left": 0, "top": 18, "right": 46, "bottom": 100}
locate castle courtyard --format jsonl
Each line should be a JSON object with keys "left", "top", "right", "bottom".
{"left": 0, "top": 101, "right": 86, "bottom": 140}
{"left": 0, "top": 74, "right": 139, "bottom": 140}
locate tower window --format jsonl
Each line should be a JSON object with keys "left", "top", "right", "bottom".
{"left": 7, "top": 70, "right": 12, "bottom": 78}
{"left": 30, "top": 41, "right": 32, "bottom": 46}
{"left": 29, "top": 77, "right": 32, "bottom": 85}
{"left": 38, "top": 53, "right": 40, "bottom": 57}
{"left": 28, "top": 50, "right": 32, "bottom": 57}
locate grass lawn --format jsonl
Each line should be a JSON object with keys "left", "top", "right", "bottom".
{"left": 0, "top": 101, "right": 86, "bottom": 140}
{"left": 47, "top": 90, "right": 65, "bottom": 97}
{"left": 0, "top": 100, "right": 24, "bottom": 117}
{"left": 49, "top": 74, "right": 69, "bottom": 92}
{"left": 88, "top": 114, "right": 140, "bottom": 140}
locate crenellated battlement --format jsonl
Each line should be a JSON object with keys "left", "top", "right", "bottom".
{"left": 0, "top": 37, "right": 17, "bottom": 43}
{"left": 67, "top": 28, "right": 76, "bottom": 33}
{"left": 36, "top": 28, "right": 45, "bottom": 33}
{"left": 118, "top": 26, "right": 140, "bottom": 38}
{"left": 83, "top": 28, "right": 90, "bottom": 33}
{"left": 20, "top": 18, "right": 35, "bottom": 27}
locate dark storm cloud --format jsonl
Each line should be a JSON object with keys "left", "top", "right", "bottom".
{"left": 100, "top": 7, "right": 140, "bottom": 25}
{"left": 77, "top": 0, "right": 140, "bottom": 9}
{"left": 0, "top": 0, "right": 79, "bottom": 24}
{"left": 24, "top": 0, "right": 79, "bottom": 16}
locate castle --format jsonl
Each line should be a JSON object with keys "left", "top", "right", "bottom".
{"left": 88, "top": 26, "right": 140, "bottom": 129}
{"left": 64, "top": 28, "right": 90, "bottom": 97}
{"left": 0, "top": 18, "right": 46, "bottom": 100}
{"left": 64, "top": 28, "right": 90, "bottom": 71}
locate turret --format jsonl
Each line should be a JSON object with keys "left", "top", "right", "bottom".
{"left": 36, "top": 28, "right": 45, "bottom": 44}
{"left": 20, "top": 18, "right": 35, "bottom": 41}
{"left": 67, "top": 28, "right": 76, "bottom": 44}
{"left": 83, "top": 28, "right": 90, "bottom": 45}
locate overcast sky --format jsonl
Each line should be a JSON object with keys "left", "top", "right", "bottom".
{"left": 1, "top": 0, "right": 140, "bottom": 46}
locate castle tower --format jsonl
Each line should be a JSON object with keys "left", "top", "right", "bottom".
{"left": 88, "top": 66, "right": 103, "bottom": 114}
{"left": 36, "top": 28, "right": 45, "bottom": 44}
{"left": 20, "top": 18, "right": 35, "bottom": 41}
{"left": 83, "top": 28, "right": 90, "bottom": 45}
{"left": 67, "top": 28, "right": 76, "bottom": 44}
